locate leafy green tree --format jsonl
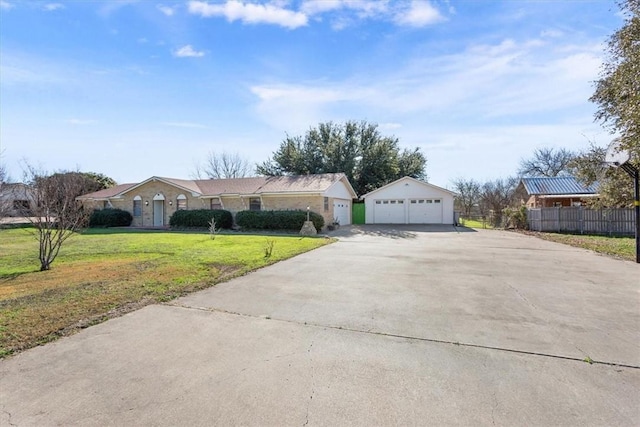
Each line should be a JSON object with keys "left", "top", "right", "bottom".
{"left": 569, "top": 143, "right": 634, "bottom": 207}
{"left": 81, "top": 172, "right": 117, "bottom": 191}
{"left": 257, "top": 120, "right": 427, "bottom": 195}
{"left": 590, "top": 0, "right": 639, "bottom": 159}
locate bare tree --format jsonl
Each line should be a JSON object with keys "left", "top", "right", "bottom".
{"left": 569, "top": 142, "right": 634, "bottom": 208}
{"left": 0, "top": 151, "right": 11, "bottom": 217}
{"left": 518, "top": 147, "right": 576, "bottom": 177}
{"left": 193, "top": 151, "right": 252, "bottom": 179}
{"left": 479, "top": 177, "right": 520, "bottom": 227}
{"left": 451, "top": 177, "right": 481, "bottom": 217}
{"left": 20, "top": 166, "right": 95, "bottom": 271}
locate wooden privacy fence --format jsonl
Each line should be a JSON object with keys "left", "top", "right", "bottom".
{"left": 528, "top": 207, "right": 635, "bottom": 235}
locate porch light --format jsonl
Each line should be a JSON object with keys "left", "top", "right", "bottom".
{"left": 145, "top": 201, "right": 149, "bottom": 206}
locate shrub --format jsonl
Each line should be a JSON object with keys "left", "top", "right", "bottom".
{"left": 236, "top": 210, "right": 324, "bottom": 232}
{"left": 89, "top": 208, "right": 133, "bottom": 227}
{"left": 503, "top": 205, "right": 529, "bottom": 229}
{"left": 169, "top": 209, "right": 233, "bottom": 229}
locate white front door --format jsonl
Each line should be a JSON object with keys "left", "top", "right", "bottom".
{"left": 153, "top": 200, "right": 164, "bottom": 226}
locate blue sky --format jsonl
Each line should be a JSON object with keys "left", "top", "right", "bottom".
{"left": 0, "top": 0, "right": 622, "bottom": 189}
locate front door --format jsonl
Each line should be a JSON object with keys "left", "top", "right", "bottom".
{"left": 153, "top": 200, "right": 164, "bottom": 226}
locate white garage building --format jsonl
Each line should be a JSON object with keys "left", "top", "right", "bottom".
{"left": 362, "top": 176, "right": 456, "bottom": 225}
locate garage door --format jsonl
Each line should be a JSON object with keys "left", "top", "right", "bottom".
{"left": 373, "top": 199, "right": 405, "bottom": 224}
{"left": 409, "top": 199, "right": 443, "bottom": 224}
{"left": 333, "top": 199, "right": 351, "bottom": 225}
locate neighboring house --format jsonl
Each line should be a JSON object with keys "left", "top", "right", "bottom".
{"left": 0, "top": 183, "right": 34, "bottom": 216}
{"left": 518, "top": 177, "right": 599, "bottom": 208}
{"left": 361, "top": 176, "right": 456, "bottom": 225}
{"left": 77, "top": 173, "right": 357, "bottom": 228}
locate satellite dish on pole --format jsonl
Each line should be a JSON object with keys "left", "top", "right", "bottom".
{"left": 604, "top": 138, "right": 631, "bottom": 167}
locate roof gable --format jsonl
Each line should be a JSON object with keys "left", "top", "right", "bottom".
{"left": 117, "top": 176, "right": 203, "bottom": 197}
{"left": 520, "top": 177, "right": 599, "bottom": 196}
{"left": 362, "top": 176, "right": 455, "bottom": 199}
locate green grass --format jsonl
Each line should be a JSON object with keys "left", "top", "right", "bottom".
{"left": 0, "top": 227, "right": 332, "bottom": 357}
{"left": 457, "top": 217, "right": 493, "bottom": 229}
{"left": 529, "top": 232, "right": 635, "bottom": 261}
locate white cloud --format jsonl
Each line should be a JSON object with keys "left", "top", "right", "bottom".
{"left": 161, "top": 122, "right": 208, "bottom": 129}
{"left": 0, "top": 1, "right": 13, "bottom": 10}
{"left": 173, "top": 45, "right": 205, "bottom": 58}
{"left": 249, "top": 37, "right": 604, "bottom": 135}
{"left": 157, "top": 4, "right": 175, "bottom": 16}
{"left": 379, "top": 122, "right": 403, "bottom": 131}
{"left": 394, "top": 0, "right": 444, "bottom": 27}
{"left": 98, "top": 0, "right": 139, "bottom": 17}
{"left": 301, "top": 0, "right": 388, "bottom": 18}
{"left": 188, "top": 0, "right": 308, "bottom": 29}
{"left": 541, "top": 29, "right": 564, "bottom": 38}
{"left": 43, "top": 3, "right": 64, "bottom": 11}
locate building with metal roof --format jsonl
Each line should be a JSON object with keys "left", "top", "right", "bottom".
{"left": 518, "top": 176, "right": 599, "bottom": 208}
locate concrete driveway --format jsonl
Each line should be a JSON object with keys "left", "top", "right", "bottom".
{"left": 1, "top": 225, "right": 639, "bottom": 426}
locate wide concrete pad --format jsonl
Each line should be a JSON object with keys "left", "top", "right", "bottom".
{"left": 179, "top": 226, "right": 640, "bottom": 367}
{"left": 1, "top": 225, "right": 639, "bottom": 426}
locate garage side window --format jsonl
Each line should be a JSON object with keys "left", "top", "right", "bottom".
{"left": 324, "top": 197, "right": 329, "bottom": 211}
{"left": 176, "top": 194, "right": 187, "bottom": 210}
{"left": 133, "top": 196, "right": 142, "bottom": 217}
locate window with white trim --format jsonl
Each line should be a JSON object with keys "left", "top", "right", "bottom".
{"left": 133, "top": 196, "right": 142, "bottom": 217}
{"left": 176, "top": 194, "right": 187, "bottom": 210}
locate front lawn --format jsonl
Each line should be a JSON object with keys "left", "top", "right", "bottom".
{"left": 0, "top": 228, "right": 332, "bottom": 358}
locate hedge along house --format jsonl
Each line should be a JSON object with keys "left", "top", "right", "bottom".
{"left": 362, "top": 176, "right": 456, "bottom": 225}
{"left": 77, "top": 173, "right": 357, "bottom": 228}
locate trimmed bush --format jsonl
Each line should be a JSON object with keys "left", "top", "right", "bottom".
{"left": 169, "top": 209, "right": 233, "bottom": 229}
{"left": 89, "top": 208, "right": 133, "bottom": 227}
{"left": 236, "top": 210, "right": 324, "bottom": 232}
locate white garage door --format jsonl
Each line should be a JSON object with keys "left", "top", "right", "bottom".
{"left": 373, "top": 199, "right": 405, "bottom": 224}
{"left": 333, "top": 199, "right": 351, "bottom": 225}
{"left": 409, "top": 199, "right": 443, "bottom": 224}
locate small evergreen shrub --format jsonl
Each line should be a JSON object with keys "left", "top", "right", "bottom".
{"left": 89, "top": 208, "right": 133, "bottom": 227}
{"left": 236, "top": 210, "right": 324, "bottom": 232}
{"left": 169, "top": 209, "right": 233, "bottom": 229}
{"left": 503, "top": 206, "right": 529, "bottom": 229}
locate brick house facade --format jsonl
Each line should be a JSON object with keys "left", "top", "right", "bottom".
{"left": 77, "top": 174, "right": 357, "bottom": 229}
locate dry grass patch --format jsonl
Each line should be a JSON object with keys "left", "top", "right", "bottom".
{"left": 0, "top": 228, "right": 332, "bottom": 357}
{"left": 525, "top": 231, "right": 635, "bottom": 261}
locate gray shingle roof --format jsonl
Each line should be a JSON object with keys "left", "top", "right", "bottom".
{"left": 520, "top": 177, "right": 599, "bottom": 196}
